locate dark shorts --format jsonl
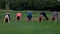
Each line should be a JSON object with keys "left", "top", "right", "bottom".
{"left": 52, "top": 16, "right": 56, "bottom": 20}
{"left": 5, "top": 18, "right": 8, "bottom": 22}
{"left": 39, "top": 16, "right": 43, "bottom": 22}
{"left": 17, "top": 16, "right": 20, "bottom": 20}
{"left": 27, "top": 15, "right": 32, "bottom": 20}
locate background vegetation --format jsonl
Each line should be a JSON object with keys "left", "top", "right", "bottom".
{"left": 0, "top": 0, "right": 60, "bottom": 11}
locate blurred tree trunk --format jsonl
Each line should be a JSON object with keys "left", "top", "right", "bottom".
{"left": 5, "top": 0, "right": 10, "bottom": 10}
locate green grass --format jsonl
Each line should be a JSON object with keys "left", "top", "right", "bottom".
{"left": 0, "top": 11, "right": 60, "bottom": 34}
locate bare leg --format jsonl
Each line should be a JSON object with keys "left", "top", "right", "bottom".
{"left": 20, "top": 17, "right": 21, "bottom": 22}
{"left": 4, "top": 18, "right": 5, "bottom": 23}
{"left": 55, "top": 17, "right": 57, "bottom": 24}
{"left": 49, "top": 16, "right": 52, "bottom": 23}
{"left": 26, "top": 18, "right": 29, "bottom": 22}
{"left": 8, "top": 17, "right": 10, "bottom": 23}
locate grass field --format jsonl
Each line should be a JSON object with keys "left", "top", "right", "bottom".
{"left": 0, "top": 11, "right": 60, "bottom": 34}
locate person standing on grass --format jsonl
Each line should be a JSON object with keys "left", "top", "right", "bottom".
{"left": 16, "top": 12, "right": 22, "bottom": 21}
{"left": 39, "top": 11, "right": 48, "bottom": 22}
{"left": 49, "top": 11, "right": 58, "bottom": 23}
{"left": 26, "top": 11, "right": 33, "bottom": 22}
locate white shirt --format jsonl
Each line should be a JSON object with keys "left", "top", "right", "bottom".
{"left": 5, "top": 15, "right": 9, "bottom": 18}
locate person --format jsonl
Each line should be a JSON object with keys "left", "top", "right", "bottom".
{"left": 49, "top": 11, "right": 58, "bottom": 23}
{"left": 6, "top": 12, "right": 10, "bottom": 20}
{"left": 16, "top": 12, "right": 22, "bottom": 21}
{"left": 4, "top": 14, "right": 9, "bottom": 23}
{"left": 39, "top": 11, "right": 48, "bottom": 22}
{"left": 27, "top": 11, "right": 33, "bottom": 22}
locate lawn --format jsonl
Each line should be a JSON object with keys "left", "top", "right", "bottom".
{"left": 0, "top": 11, "right": 60, "bottom": 34}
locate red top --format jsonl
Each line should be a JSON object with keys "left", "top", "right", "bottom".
{"left": 16, "top": 13, "right": 22, "bottom": 17}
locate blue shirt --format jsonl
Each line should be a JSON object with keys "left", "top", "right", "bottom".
{"left": 27, "top": 11, "right": 32, "bottom": 16}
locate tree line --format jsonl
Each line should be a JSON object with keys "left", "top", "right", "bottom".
{"left": 0, "top": 0, "right": 60, "bottom": 11}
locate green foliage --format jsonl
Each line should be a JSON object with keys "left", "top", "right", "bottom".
{"left": 0, "top": 0, "right": 60, "bottom": 11}
{"left": 0, "top": 0, "right": 5, "bottom": 9}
